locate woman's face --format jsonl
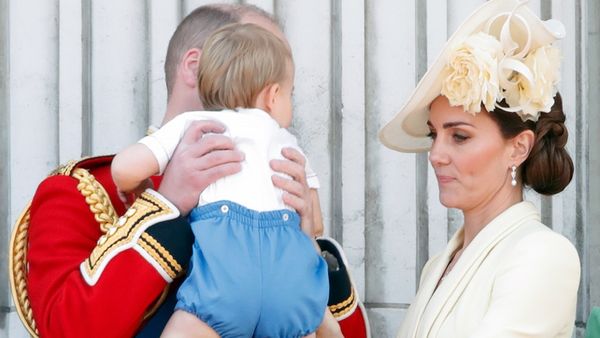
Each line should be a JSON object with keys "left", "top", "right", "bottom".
{"left": 427, "top": 95, "right": 513, "bottom": 211}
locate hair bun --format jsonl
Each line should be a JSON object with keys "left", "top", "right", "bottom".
{"left": 535, "top": 115, "right": 568, "bottom": 148}
{"left": 550, "top": 123, "right": 565, "bottom": 138}
{"left": 522, "top": 93, "right": 573, "bottom": 195}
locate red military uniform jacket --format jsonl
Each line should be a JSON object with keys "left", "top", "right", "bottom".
{"left": 18, "top": 155, "right": 370, "bottom": 338}
{"left": 25, "top": 156, "right": 193, "bottom": 337}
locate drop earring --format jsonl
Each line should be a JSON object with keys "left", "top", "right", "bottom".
{"left": 511, "top": 165, "right": 517, "bottom": 187}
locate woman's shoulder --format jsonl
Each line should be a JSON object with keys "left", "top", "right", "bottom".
{"left": 515, "top": 220, "right": 577, "bottom": 253}
{"left": 506, "top": 219, "right": 580, "bottom": 274}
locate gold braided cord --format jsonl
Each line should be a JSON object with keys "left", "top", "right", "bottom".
{"left": 329, "top": 287, "right": 356, "bottom": 312}
{"left": 9, "top": 203, "right": 40, "bottom": 338}
{"left": 330, "top": 298, "right": 356, "bottom": 319}
{"left": 72, "top": 168, "right": 118, "bottom": 233}
{"left": 140, "top": 233, "right": 183, "bottom": 276}
{"left": 10, "top": 163, "right": 168, "bottom": 335}
{"left": 49, "top": 159, "right": 81, "bottom": 176}
{"left": 137, "top": 239, "right": 177, "bottom": 279}
{"left": 72, "top": 169, "right": 173, "bottom": 320}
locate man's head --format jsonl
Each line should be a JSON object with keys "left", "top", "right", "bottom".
{"left": 164, "top": 4, "right": 282, "bottom": 98}
{"left": 198, "top": 23, "right": 294, "bottom": 127}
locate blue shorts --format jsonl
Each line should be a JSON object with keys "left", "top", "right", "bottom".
{"left": 175, "top": 201, "right": 329, "bottom": 338}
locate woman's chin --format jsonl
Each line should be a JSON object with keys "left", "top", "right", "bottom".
{"left": 438, "top": 194, "right": 460, "bottom": 209}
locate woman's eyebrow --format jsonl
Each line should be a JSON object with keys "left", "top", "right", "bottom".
{"left": 426, "top": 121, "right": 474, "bottom": 128}
{"left": 442, "top": 121, "right": 474, "bottom": 128}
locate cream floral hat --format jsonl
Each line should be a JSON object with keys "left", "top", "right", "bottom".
{"left": 378, "top": 0, "right": 565, "bottom": 152}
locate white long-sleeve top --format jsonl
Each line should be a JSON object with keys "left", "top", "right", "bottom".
{"left": 139, "top": 108, "right": 319, "bottom": 212}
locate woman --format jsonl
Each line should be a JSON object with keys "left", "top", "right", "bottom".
{"left": 379, "top": 0, "right": 581, "bottom": 337}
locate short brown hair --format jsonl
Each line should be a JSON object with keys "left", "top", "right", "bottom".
{"left": 164, "top": 4, "right": 279, "bottom": 96}
{"left": 197, "top": 23, "right": 292, "bottom": 111}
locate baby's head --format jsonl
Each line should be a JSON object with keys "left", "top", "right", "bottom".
{"left": 198, "top": 23, "right": 294, "bottom": 127}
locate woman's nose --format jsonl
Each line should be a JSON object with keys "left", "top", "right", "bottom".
{"left": 429, "top": 139, "right": 449, "bottom": 167}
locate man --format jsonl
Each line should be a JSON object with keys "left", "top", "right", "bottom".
{"left": 22, "top": 4, "right": 368, "bottom": 337}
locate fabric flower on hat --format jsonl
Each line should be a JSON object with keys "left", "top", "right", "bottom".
{"left": 441, "top": 32, "right": 503, "bottom": 114}
{"left": 504, "top": 45, "right": 561, "bottom": 121}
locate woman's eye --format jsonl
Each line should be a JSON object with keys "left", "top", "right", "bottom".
{"left": 453, "top": 133, "right": 469, "bottom": 142}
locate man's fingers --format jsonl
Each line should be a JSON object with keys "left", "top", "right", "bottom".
{"left": 181, "top": 120, "right": 226, "bottom": 144}
{"left": 195, "top": 149, "right": 245, "bottom": 171}
{"left": 281, "top": 192, "right": 307, "bottom": 217}
{"left": 271, "top": 174, "right": 303, "bottom": 198}
{"left": 183, "top": 134, "right": 238, "bottom": 159}
{"left": 270, "top": 158, "right": 306, "bottom": 185}
{"left": 158, "top": 121, "right": 244, "bottom": 215}
{"left": 280, "top": 147, "right": 306, "bottom": 167}
{"left": 199, "top": 162, "right": 242, "bottom": 185}
{"left": 191, "top": 119, "right": 227, "bottom": 135}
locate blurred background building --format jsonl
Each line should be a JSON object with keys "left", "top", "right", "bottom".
{"left": 1, "top": 0, "right": 598, "bottom": 336}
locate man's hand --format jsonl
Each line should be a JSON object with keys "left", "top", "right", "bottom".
{"left": 158, "top": 120, "right": 244, "bottom": 215}
{"left": 270, "top": 147, "right": 315, "bottom": 236}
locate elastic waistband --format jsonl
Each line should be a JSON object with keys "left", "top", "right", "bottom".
{"left": 189, "top": 201, "right": 300, "bottom": 228}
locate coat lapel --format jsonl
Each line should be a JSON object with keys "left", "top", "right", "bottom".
{"left": 403, "top": 230, "right": 464, "bottom": 338}
{"left": 417, "top": 202, "right": 540, "bottom": 337}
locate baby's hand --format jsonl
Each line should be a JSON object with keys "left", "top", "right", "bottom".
{"left": 117, "top": 178, "right": 155, "bottom": 209}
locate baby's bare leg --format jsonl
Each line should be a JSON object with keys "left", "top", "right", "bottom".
{"left": 161, "top": 310, "right": 220, "bottom": 338}
{"left": 315, "top": 309, "right": 344, "bottom": 338}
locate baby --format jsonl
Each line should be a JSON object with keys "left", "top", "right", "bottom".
{"left": 112, "top": 23, "right": 329, "bottom": 338}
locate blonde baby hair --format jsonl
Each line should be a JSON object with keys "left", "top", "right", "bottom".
{"left": 197, "top": 23, "right": 293, "bottom": 111}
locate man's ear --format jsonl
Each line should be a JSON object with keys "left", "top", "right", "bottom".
{"left": 510, "top": 129, "right": 535, "bottom": 166}
{"left": 179, "top": 48, "right": 202, "bottom": 88}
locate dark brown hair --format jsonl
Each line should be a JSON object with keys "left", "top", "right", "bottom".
{"left": 489, "top": 93, "right": 573, "bottom": 195}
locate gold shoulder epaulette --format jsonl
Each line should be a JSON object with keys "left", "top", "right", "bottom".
{"left": 49, "top": 158, "right": 89, "bottom": 176}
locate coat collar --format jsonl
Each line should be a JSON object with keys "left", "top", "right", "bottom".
{"left": 407, "top": 201, "right": 540, "bottom": 337}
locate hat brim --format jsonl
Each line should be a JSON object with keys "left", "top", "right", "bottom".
{"left": 378, "top": 0, "right": 565, "bottom": 153}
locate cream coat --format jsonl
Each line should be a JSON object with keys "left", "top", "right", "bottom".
{"left": 398, "top": 201, "right": 580, "bottom": 338}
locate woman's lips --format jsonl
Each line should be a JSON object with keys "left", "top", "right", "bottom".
{"left": 436, "top": 175, "right": 455, "bottom": 184}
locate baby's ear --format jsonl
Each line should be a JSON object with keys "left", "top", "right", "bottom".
{"left": 256, "top": 83, "right": 280, "bottom": 113}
